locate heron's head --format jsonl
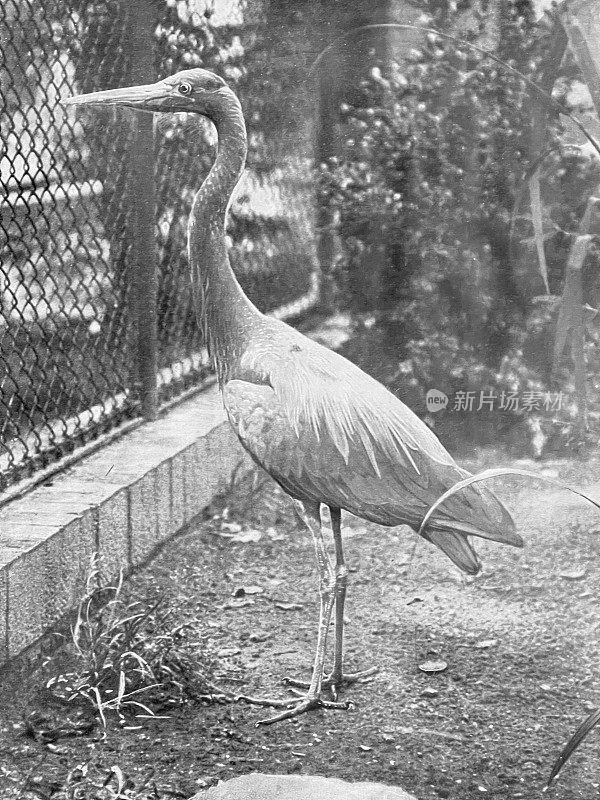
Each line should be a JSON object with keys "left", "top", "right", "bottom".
{"left": 63, "top": 69, "right": 232, "bottom": 116}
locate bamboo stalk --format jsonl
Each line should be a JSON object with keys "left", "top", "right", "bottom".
{"left": 528, "top": 169, "right": 550, "bottom": 293}
{"left": 552, "top": 194, "right": 600, "bottom": 432}
{"left": 525, "top": 16, "right": 566, "bottom": 295}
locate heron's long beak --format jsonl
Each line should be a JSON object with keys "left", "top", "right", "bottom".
{"left": 62, "top": 82, "right": 168, "bottom": 110}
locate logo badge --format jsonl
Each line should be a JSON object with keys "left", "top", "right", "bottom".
{"left": 426, "top": 389, "right": 448, "bottom": 413}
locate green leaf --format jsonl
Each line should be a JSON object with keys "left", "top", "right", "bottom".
{"left": 418, "top": 468, "right": 600, "bottom": 537}
{"left": 547, "top": 707, "right": 600, "bottom": 787}
{"left": 529, "top": 169, "right": 550, "bottom": 293}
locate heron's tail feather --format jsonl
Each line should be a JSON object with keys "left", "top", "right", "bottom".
{"left": 421, "top": 486, "right": 522, "bottom": 575}
{"left": 439, "top": 514, "right": 523, "bottom": 548}
{"left": 425, "top": 472, "right": 523, "bottom": 549}
{"left": 422, "top": 529, "right": 481, "bottom": 575}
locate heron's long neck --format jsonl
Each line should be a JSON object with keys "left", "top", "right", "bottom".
{"left": 188, "top": 91, "right": 260, "bottom": 383}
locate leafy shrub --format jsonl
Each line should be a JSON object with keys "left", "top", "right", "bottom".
{"left": 320, "top": 3, "right": 600, "bottom": 454}
{"left": 45, "top": 556, "right": 222, "bottom": 727}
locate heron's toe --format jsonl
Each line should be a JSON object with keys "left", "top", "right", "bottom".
{"left": 255, "top": 694, "right": 351, "bottom": 726}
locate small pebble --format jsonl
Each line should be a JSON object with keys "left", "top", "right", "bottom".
{"left": 418, "top": 659, "right": 448, "bottom": 674}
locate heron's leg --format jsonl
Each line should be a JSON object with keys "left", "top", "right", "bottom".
{"left": 328, "top": 506, "right": 378, "bottom": 695}
{"left": 298, "top": 500, "right": 335, "bottom": 698}
{"left": 329, "top": 507, "right": 380, "bottom": 695}
{"left": 254, "top": 500, "right": 350, "bottom": 725}
{"left": 284, "top": 506, "right": 378, "bottom": 698}
{"left": 330, "top": 506, "right": 347, "bottom": 687}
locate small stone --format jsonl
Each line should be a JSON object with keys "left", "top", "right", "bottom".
{"left": 231, "top": 529, "right": 262, "bottom": 543}
{"left": 418, "top": 659, "right": 448, "bottom": 674}
{"left": 475, "top": 639, "right": 497, "bottom": 649}
{"left": 560, "top": 568, "right": 587, "bottom": 581}
{"left": 45, "top": 743, "right": 67, "bottom": 754}
{"left": 249, "top": 631, "right": 271, "bottom": 643}
{"left": 407, "top": 596, "right": 424, "bottom": 606}
{"left": 222, "top": 598, "right": 255, "bottom": 609}
{"left": 220, "top": 522, "right": 242, "bottom": 533}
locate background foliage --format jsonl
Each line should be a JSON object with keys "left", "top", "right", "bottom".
{"left": 318, "top": 0, "right": 600, "bottom": 456}
{"left": 3, "top": 0, "right": 600, "bottom": 485}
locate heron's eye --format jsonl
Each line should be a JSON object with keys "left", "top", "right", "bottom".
{"left": 178, "top": 82, "right": 192, "bottom": 96}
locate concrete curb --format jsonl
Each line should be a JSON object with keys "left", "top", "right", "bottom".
{"left": 0, "top": 386, "right": 252, "bottom": 665}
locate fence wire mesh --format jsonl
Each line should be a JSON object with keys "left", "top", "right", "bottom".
{"left": 0, "top": 0, "right": 319, "bottom": 492}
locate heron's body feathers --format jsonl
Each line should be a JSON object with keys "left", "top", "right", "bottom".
{"left": 223, "top": 318, "right": 520, "bottom": 574}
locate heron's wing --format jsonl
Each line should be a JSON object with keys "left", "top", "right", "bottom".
{"left": 224, "top": 338, "right": 518, "bottom": 559}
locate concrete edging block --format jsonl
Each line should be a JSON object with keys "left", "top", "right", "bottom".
{"left": 7, "top": 545, "right": 44, "bottom": 658}
{"left": 183, "top": 438, "right": 212, "bottom": 523}
{"left": 0, "top": 385, "right": 253, "bottom": 666}
{"left": 170, "top": 453, "right": 186, "bottom": 533}
{"left": 0, "top": 558, "right": 8, "bottom": 663}
{"left": 4, "top": 516, "right": 97, "bottom": 659}
{"left": 40, "top": 515, "right": 97, "bottom": 629}
{"left": 96, "top": 489, "right": 130, "bottom": 581}
{"left": 129, "top": 471, "right": 160, "bottom": 568}
{"left": 156, "top": 460, "right": 173, "bottom": 543}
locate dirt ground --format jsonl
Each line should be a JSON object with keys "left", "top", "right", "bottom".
{"left": 2, "top": 451, "right": 600, "bottom": 799}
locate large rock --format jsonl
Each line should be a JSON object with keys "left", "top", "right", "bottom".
{"left": 190, "top": 772, "right": 417, "bottom": 799}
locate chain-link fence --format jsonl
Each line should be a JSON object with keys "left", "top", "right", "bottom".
{"left": 0, "top": 0, "right": 319, "bottom": 493}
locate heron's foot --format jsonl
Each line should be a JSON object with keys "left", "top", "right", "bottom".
{"left": 234, "top": 690, "right": 351, "bottom": 725}
{"left": 283, "top": 665, "right": 378, "bottom": 699}
{"left": 255, "top": 693, "right": 351, "bottom": 726}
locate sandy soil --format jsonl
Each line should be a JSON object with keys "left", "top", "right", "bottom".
{"left": 1, "top": 452, "right": 600, "bottom": 799}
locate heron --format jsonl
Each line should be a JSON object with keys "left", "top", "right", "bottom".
{"left": 64, "top": 69, "right": 523, "bottom": 725}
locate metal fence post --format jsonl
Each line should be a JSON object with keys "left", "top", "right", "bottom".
{"left": 128, "top": 0, "right": 159, "bottom": 420}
